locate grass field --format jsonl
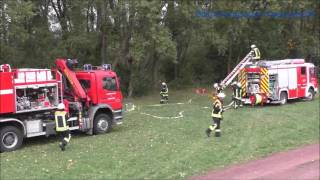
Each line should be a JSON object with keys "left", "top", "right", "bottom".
{"left": 1, "top": 88, "right": 319, "bottom": 180}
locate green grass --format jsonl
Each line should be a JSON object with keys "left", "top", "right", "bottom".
{"left": 1, "top": 88, "right": 319, "bottom": 180}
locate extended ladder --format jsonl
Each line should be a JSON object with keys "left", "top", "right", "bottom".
{"left": 220, "top": 52, "right": 252, "bottom": 88}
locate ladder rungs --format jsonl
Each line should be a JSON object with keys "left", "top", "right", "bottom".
{"left": 220, "top": 52, "right": 252, "bottom": 86}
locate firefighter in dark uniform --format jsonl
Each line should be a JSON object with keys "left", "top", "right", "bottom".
{"left": 250, "top": 44, "right": 261, "bottom": 64}
{"left": 231, "top": 81, "right": 243, "bottom": 108}
{"left": 206, "top": 92, "right": 225, "bottom": 137}
{"left": 160, "top": 82, "right": 169, "bottom": 104}
{"left": 55, "top": 103, "right": 71, "bottom": 151}
{"left": 213, "top": 83, "right": 222, "bottom": 94}
{"left": 236, "top": 82, "right": 243, "bottom": 107}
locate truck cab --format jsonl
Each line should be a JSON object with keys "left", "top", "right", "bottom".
{"left": 76, "top": 69, "right": 123, "bottom": 124}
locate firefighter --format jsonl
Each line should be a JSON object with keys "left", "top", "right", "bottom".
{"left": 236, "top": 82, "right": 243, "bottom": 107}
{"left": 250, "top": 44, "right": 261, "bottom": 64}
{"left": 231, "top": 81, "right": 243, "bottom": 108}
{"left": 0, "top": 64, "right": 11, "bottom": 72}
{"left": 160, "top": 82, "right": 169, "bottom": 104}
{"left": 213, "top": 83, "right": 222, "bottom": 94}
{"left": 206, "top": 92, "right": 225, "bottom": 137}
{"left": 55, "top": 103, "right": 71, "bottom": 151}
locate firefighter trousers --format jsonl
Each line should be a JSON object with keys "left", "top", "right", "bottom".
{"left": 58, "top": 130, "right": 71, "bottom": 151}
{"left": 233, "top": 96, "right": 243, "bottom": 108}
{"left": 207, "top": 117, "right": 222, "bottom": 137}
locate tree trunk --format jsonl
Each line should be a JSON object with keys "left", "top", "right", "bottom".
{"left": 127, "top": 68, "right": 134, "bottom": 97}
{"left": 153, "top": 61, "right": 159, "bottom": 88}
{"left": 0, "top": 0, "right": 7, "bottom": 45}
{"left": 152, "top": 41, "right": 159, "bottom": 88}
{"left": 50, "top": 0, "right": 69, "bottom": 39}
{"left": 174, "top": 60, "right": 179, "bottom": 80}
{"left": 96, "top": 0, "right": 108, "bottom": 64}
{"left": 178, "top": 35, "right": 191, "bottom": 73}
{"left": 227, "top": 40, "right": 233, "bottom": 74}
{"left": 101, "top": 32, "right": 107, "bottom": 64}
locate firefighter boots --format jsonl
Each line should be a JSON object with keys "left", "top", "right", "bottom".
{"left": 59, "top": 142, "right": 65, "bottom": 151}
{"left": 215, "top": 131, "right": 221, "bottom": 137}
{"left": 205, "top": 128, "right": 211, "bottom": 137}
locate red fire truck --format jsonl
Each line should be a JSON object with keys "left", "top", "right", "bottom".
{"left": 238, "top": 59, "right": 318, "bottom": 105}
{"left": 0, "top": 59, "right": 123, "bottom": 152}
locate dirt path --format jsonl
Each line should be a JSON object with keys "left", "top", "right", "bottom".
{"left": 191, "top": 144, "right": 319, "bottom": 180}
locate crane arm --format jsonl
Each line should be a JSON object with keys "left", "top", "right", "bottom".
{"left": 55, "top": 58, "right": 89, "bottom": 102}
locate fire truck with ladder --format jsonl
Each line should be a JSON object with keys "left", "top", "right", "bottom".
{"left": 0, "top": 59, "right": 123, "bottom": 152}
{"left": 218, "top": 52, "right": 318, "bottom": 106}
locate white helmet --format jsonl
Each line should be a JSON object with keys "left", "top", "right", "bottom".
{"left": 231, "top": 81, "right": 237, "bottom": 86}
{"left": 217, "top": 92, "right": 226, "bottom": 99}
{"left": 237, "top": 82, "right": 241, "bottom": 88}
{"left": 213, "top": 83, "right": 219, "bottom": 88}
{"left": 162, "top": 82, "right": 166, "bottom": 86}
{"left": 57, "top": 103, "right": 65, "bottom": 110}
{"left": 251, "top": 44, "right": 256, "bottom": 49}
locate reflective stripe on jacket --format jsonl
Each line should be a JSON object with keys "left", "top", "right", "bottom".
{"left": 211, "top": 99, "right": 223, "bottom": 118}
{"left": 252, "top": 48, "right": 261, "bottom": 60}
{"left": 255, "top": 94, "right": 262, "bottom": 104}
{"left": 160, "top": 88, "right": 168, "bottom": 95}
{"left": 55, "top": 111, "right": 69, "bottom": 132}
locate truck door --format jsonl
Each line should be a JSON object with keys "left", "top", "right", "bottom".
{"left": 288, "top": 68, "right": 298, "bottom": 98}
{"left": 297, "top": 66, "right": 307, "bottom": 97}
{"left": 101, "top": 76, "right": 122, "bottom": 110}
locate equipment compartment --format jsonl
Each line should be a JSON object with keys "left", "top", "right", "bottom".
{"left": 15, "top": 85, "right": 59, "bottom": 113}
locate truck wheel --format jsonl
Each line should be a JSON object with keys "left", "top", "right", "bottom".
{"left": 93, "top": 114, "right": 112, "bottom": 134}
{"left": 0, "top": 126, "right": 23, "bottom": 152}
{"left": 306, "top": 88, "right": 315, "bottom": 101}
{"left": 280, "top": 92, "right": 287, "bottom": 105}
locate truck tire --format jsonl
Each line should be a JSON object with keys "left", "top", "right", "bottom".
{"left": 0, "top": 126, "right": 23, "bottom": 152}
{"left": 93, "top": 114, "right": 112, "bottom": 134}
{"left": 280, "top": 91, "right": 287, "bottom": 105}
{"left": 306, "top": 88, "right": 315, "bottom": 101}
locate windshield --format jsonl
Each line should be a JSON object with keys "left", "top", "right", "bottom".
{"left": 102, "top": 77, "right": 117, "bottom": 91}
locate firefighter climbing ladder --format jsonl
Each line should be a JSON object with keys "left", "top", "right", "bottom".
{"left": 220, "top": 52, "right": 252, "bottom": 88}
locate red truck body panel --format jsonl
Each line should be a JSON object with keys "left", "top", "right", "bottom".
{"left": 241, "top": 59, "right": 318, "bottom": 103}
{"left": 0, "top": 72, "right": 15, "bottom": 113}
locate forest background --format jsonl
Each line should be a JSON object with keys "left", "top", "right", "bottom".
{"left": 0, "top": 0, "right": 319, "bottom": 96}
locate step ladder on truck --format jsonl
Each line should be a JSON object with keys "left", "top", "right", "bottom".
{"left": 213, "top": 52, "right": 253, "bottom": 109}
